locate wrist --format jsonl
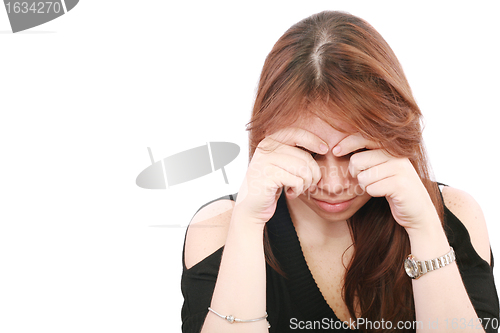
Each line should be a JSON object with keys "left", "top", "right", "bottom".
{"left": 405, "top": 215, "right": 450, "bottom": 260}
{"left": 230, "top": 206, "right": 268, "bottom": 230}
{"left": 231, "top": 202, "right": 273, "bottom": 226}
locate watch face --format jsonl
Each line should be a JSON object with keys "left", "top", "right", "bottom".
{"left": 404, "top": 256, "right": 419, "bottom": 279}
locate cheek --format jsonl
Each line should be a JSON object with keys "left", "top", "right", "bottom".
{"left": 356, "top": 192, "right": 372, "bottom": 206}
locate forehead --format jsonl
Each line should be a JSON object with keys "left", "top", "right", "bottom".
{"left": 293, "top": 115, "right": 356, "bottom": 148}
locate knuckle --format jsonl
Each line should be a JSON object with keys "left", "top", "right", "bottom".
{"left": 357, "top": 170, "right": 369, "bottom": 185}
{"left": 348, "top": 163, "right": 358, "bottom": 177}
{"left": 257, "top": 137, "right": 279, "bottom": 152}
{"left": 350, "top": 152, "right": 362, "bottom": 166}
{"left": 304, "top": 165, "right": 313, "bottom": 181}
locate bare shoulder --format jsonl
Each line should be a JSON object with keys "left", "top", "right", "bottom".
{"left": 184, "top": 199, "right": 235, "bottom": 269}
{"left": 442, "top": 186, "right": 491, "bottom": 265}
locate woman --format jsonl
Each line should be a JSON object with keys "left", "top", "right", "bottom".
{"left": 181, "top": 11, "right": 499, "bottom": 332}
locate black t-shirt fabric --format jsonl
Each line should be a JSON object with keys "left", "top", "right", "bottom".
{"left": 181, "top": 188, "right": 499, "bottom": 332}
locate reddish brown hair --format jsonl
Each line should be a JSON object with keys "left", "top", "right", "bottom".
{"left": 247, "top": 11, "right": 443, "bottom": 332}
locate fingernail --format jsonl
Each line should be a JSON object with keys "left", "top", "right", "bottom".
{"left": 332, "top": 146, "right": 341, "bottom": 155}
{"left": 319, "top": 143, "right": 328, "bottom": 153}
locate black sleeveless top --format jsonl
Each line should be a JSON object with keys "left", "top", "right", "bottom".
{"left": 181, "top": 188, "right": 499, "bottom": 332}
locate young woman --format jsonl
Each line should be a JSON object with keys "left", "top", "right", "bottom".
{"left": 181, "top": 11, "right": 499, "bottom": 332}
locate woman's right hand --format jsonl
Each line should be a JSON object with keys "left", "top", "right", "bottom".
{"left": 234, "top": 127, "right": 329, "bottom": 224}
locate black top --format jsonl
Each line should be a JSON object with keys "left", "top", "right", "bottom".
{"left": 181, "top": 188, "right": 499, "bottom": 332}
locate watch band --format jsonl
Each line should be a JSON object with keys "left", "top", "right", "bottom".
{"left": 404, "top": 247, "right": 455, "bottom": 279}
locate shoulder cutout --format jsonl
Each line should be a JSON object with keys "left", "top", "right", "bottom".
{"left": 442, "top": 186, "right": 491, "bottom": 265}
{"left": 184, "top": 199, "right": 234, "bottom": 269}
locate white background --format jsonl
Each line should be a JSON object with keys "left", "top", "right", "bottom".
{"left": 0, "top": 1, "right": 498, "bottom": 332}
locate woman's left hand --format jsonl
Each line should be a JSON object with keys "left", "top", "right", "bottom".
{"left": 332, "top": 133, "right": 439, "bottom": 231}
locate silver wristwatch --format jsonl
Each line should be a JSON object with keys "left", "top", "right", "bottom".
{"left": 404, "top": 247, "right": 455, "bottom": 279}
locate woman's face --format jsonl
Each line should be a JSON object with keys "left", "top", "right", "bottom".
{"left": 291, "top": 116, "right": 372, "bottom": 223}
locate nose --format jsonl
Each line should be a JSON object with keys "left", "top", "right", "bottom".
{"left": 316, "top": 154, "right": 353, "bottom": 195}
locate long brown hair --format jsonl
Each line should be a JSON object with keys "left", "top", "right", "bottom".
{"left": 246, "top": 11, "right": 444, "bottom": 332}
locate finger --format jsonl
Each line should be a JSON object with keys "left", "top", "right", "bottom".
{"left": 363, "top": 175, "right": 397, "bottom": 198}
{"left": 356, "top": 163, "right": 396, "bottom": 194}
{"left": 355, "top": 157, "right": 413, "bottom": 196}
{"left": 258, "top": 130, "right": 324, "bottom": 188}
{"left": 263, "top": 152, "right": 319, "bottom": 191}
{"left": 356, "top": 157, "right": 415, "bottom": 196}
{"left": 332, "top": 133, "right": 381, "bottom": 157}
{"left": 348, "top": 149, "right": 391, "bottom": 179}
{"left": 263, "top": 164, "right": 307, "bottom": 199}
{"left": 267, "top": 127, "right": 329, "bottom": 156}
{"left": 274, "top": 144, "right": 323, "bottom": 187}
